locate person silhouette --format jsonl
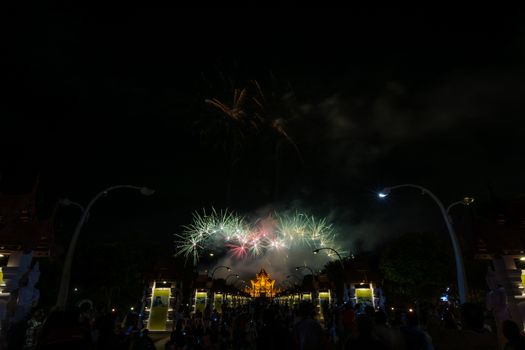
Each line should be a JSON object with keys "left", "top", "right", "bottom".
{"left": 153, "top": 296, "right": 164, "bottom": 307}
{"left": 502, "top": 320, "right": 525, "bottom": 350}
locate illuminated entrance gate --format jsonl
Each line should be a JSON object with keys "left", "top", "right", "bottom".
{"left": 214, "top": 292, "right": 223, "bottom": 313}
{"left": 145, "top": 281, "right": 173, "bottom": 331}
{"left": 317, "top": 290, "right": 331, "bottom": 321}
{"left": 193, "top": 289, "right": 208, "bottom": 315}
{"left": 351, "top": 283, "right": 377, "bottom": 308}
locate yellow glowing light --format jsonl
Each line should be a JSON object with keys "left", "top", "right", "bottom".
{"left": 391, "top": 307, "right": 395, "bottom": 310}
{"left": 463, "top": 197, "right": 475, "bottom": 205}
{"left": 111, "top": 308, "right": 116, "bottom": 312}
{"left": 409, "top": 308, "right": 413, "bottom": 313}
{"left": 247, "top": 268, "right": 276, "bottom": 298}
{"left": 520, "top": 257, "right": 525, "bottom": 261}
{"left": 163, "top": 281, "right": 167, "bottom": 284}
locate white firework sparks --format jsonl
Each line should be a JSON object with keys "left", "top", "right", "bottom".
{"left": 174, "top": 208, "right": 346, "bottom": 263}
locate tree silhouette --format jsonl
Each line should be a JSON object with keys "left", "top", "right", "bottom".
{"left": 379, "top": 232, "right": 453, "bottom": 304}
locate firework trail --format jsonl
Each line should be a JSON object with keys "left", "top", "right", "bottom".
{"left": 174, "top": 208, "right": 345, "bottom": 264}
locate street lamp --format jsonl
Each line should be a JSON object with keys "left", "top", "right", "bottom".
{"left": 235, "top": 279, "right": 247, "bottom": 289}
{"left": 282, "top": 279, "right": 294, "bottom": 289}
{"left": 55, "top": 185, "right": 155, "bottom": 309}
{"left": 58, "top": 198, "right": 85, "bottom": 213}
{"left": 313, "top": 247, "right": 345, "bottom": 270}
{"left": 296, "top": 265, "right": 318, "bottom": 291}
{"left": 210, "top": 265, "right": 231, "bottom": 280}
{"left": 447, "top": 197, "right": 475, "bottom": 215}
{"left": 313, "top": 247, "right": 348, "bottom": 303}
{"left": 378, "top": 184, "right": 473, "bottom": 304}
{"left": 226, "top": 274, "right": 239, "bottom": 284}
{"left": 295, "top": 266, "right": 315, "bottom": 275}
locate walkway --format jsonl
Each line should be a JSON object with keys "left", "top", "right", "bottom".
{"left": 150, "top": 331, "right": 171, "bottom": 350}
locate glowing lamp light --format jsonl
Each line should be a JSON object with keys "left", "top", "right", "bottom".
{"left": 163, "top": 281, "right": 167, "bottom": 284}
{"left": 130, "top": 307, "right": 134, "bottom": 311}
{"left": 140, "top": 187, "right": 155, "bottom": 196}
{"left": 111, "top": 308, "right": 116, "bottom": 312}
{"left": 378, "top": 187, "right": 391, "bottom": 198}
{"left": 391, "top": 307, "right": 395, "bottom": 310}
{"left": 463, "top": 197, "right": 475, "bottom": 205}
{"left": 209, "top": 253, "right": 214, "bottom": 257}
{"left": 0, "top": 254, "right": 4, "bottom": 258}
{"left": 74, "top": 287, "right": 78, "bottom": 292}
{"left": 520, "top": 257, "right": 525, "bottom": 261}
{"left": 409, "top": 308, "right": 413, "bottom": 313}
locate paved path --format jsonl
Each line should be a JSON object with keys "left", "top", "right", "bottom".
{"left": 154, "top": 335, "right": 171, "bottom": 349}
{"left": 150, "top": 331, "right": 170, "bottom": 350}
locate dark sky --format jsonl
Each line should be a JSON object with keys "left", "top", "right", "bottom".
{"left": 3, "top": 7, "right": 525, "bottom": 258}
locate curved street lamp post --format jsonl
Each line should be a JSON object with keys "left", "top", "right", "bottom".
{"left": 296, "top": 265, "right": 318, "bottom": 291}
{"left": 235, "top": 279, "right": 247, "bottom": 288}
{"left": 295, "top": 265, "right": 315, "bottom": 276}
{"left": 313, "top": 247, "right": 347, "bottom": 303}
{"left": 282, "top": 279, "right": 294, "bottom": 289}
{"left": 209, "top": 265, "right": 231, "bottom": 280}
{"left": 313, "top": 247, "right": 345, "bottom": 270}
{"left": 286, "top": 274, "right": 301, "bottom": 282}
{"left": 56, "top": 185, "right": 155, "bottom": 309}
{"left": 378, "top": 184, "right": 474, "bottom": 304}
{"left": 225, "top": 273, "right": 239, "bottom": 285}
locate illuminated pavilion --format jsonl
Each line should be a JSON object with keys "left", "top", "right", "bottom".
{"left": 246, "top": 268, "right": 278, "bottom": 298}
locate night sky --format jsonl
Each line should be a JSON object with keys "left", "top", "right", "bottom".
{"left": 3, "top": 8, "right": 525, "bottom": 273}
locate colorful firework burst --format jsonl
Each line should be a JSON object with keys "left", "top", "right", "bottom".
{"left": 174, "top": 209, "right": 346, "bottom": 264}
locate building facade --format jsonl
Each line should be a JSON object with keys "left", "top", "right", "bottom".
{"left": 472, "top": 195, "right": 525, "bottom": 333}
{"left": 246, "top": 268, "right": 278, "bottom": 298}
{"left": 0, "top": 175, "right": 54, "bottom": 332}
